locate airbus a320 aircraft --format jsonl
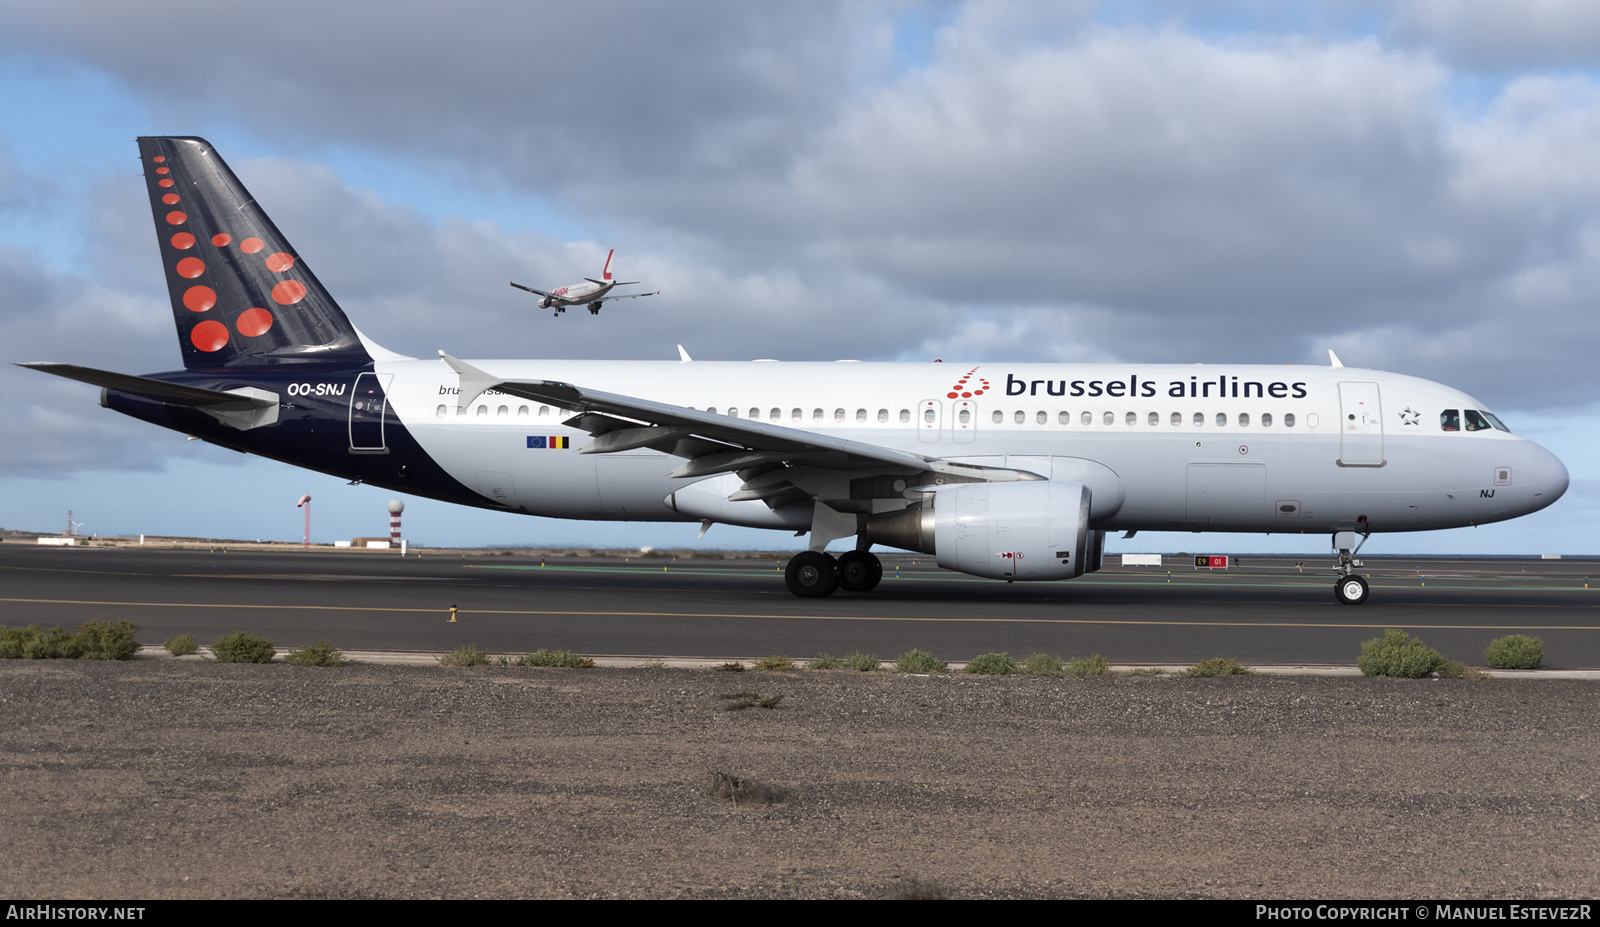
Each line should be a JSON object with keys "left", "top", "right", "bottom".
{"left": 509, "top": 249, "right": 656, "bottom": 316}
{"left": 22, "top": 138, "right": 1569, "bottom": 604}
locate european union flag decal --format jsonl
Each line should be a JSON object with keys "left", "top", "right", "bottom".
{"left": 526, "top": 436, "right": 546, "bottom": 449}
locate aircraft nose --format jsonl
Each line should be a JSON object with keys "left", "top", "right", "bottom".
{"left": 1523, "top": 440, "right": 1569, "bottom": 513}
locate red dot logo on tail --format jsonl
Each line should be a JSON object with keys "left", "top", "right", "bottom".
{"left": 170, "top": 232, "right": 195, "bottom": 250}
{"left": 175, "top": 257, "right": 205, "bottom": 279}
{"left": 265, "top": 253, "right": 295, "bottom": 273}
{"left": 162, "top": 193, "right": 180, "bottom": 205}
{"left": 158, "top": 178, "right": 173, "bottom": 188}
{"left": 212, "top": 233, "right": 232, "bottom": 247}
{"left": 183, "top": 286, "right": 216, "bottom": 312}
{"left": 240, "top": 238, "right": 263, "bottom": 254}
{"left": 190, "top": 320, "right": 229, "bottom": 352}
{"left": 165, "top": 211, "right": 187, "bottom": 226}
{"left": 272, "top": 280, "right": 307, "bottom": 305}
{"left": 236, "top": 307, "right": 274, "bottom": 337}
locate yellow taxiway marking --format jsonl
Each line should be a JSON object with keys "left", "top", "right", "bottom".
{"left": 2, "top": 597, "right": 1598, "bottom": 631}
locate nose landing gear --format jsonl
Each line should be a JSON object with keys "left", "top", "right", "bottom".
{"left": 1332, "top": 525, "right": 1372, "bottom": 605}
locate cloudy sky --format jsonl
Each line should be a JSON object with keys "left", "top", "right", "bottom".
{"left": 1, "top": 0, "right": 1596, "bottom": 554}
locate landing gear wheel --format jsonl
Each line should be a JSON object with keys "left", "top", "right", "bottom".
{"left": 836, "top": 550, "right": 883, "bottom": 593}
{"left": 785, "top": 551, "right": 838, "bottom": 598}
{"left": 588, "top": 302, "right": 602, "bottom": 315}
{"left": 1334, "top": 575, "right": 1369, "bottom": 606}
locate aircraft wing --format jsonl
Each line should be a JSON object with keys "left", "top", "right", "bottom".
{"left": 592, "top": 291, "right": 659, "bottom": 303}
{"left": 509, "top": 282, "right": 556, "bottom": 297}
{"left": 437, "top": 353, "right": 1041, "bottom": 511}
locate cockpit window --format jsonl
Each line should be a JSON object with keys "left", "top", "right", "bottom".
{"left": 1464, "top": 409, "right": 1492, "bottom": 432}
{"left": 1480, "top": 410, "right": 1511, "bottom": 433}
{"left": 1440, "top": 409, "right": 1460, "bottom": 432}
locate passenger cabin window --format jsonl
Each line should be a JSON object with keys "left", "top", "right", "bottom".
{"left": 749, "top": 407, "right": 760, "bottom": 419}
{"left": 1170, "top": 412, "right": 1182, "bottom": 426}
{"left": 1441, "top": 409, "right": 1460, "bottom": 432}
{"left": 1038, "top": 411, "right": 1049, "bottom": 425}
{"left": 924, "top": 408, "right": 936, "bottom": 424}
{"left": 517, "top": 405, "right": 528, "bottom": 417}
{"left": 436, "top": 404, "right": 447, "bottom": 418}
{"left": 792, "top": 408, "right": 803, "bottom": 422}
{"left": 856, "top": 408, "right": 867, "bottom": 422}
{"left": 1125, "top": 411, "right": 1136, "bottom": 426}
{"left": 476, "top": 405, "right": 487, "bottom": 416}
{"left": 835, "top": 408, "right": 846, "bottom": 422}
{"left": 497, "top": 405, "right": 508, "bottom": 417}
{"left": 1059, "top": 411, "right": 1071, "bottom": 425}
{"left": 959, "top": 409, "right": 971, "bottom": 423}
{"left": 900, "top": 409, "right": 911, "bottom": 423}
{"left": 993, "top": 410, "right": 1004, "bottom": 424}
{"left": 1238, "top": 412, "right": 1250, "bottom": 427}
{"left": 1015, "top": 410, "right": 1025, "bottom": 424}
{"left": 1192, "top": 412, "right": 1204, "bottom": 426}
{"left": 1216, "top": 412, "right": 1226, "bottom": 427}
{"left": 878, "top": 409, "right": 889, "bottom": 423}
{"left": 1261, "top": 412, "right": 1272, "bottom": 427}
{"left": 1465, "top": 409, "right": 1492, "bottom": 432}
{"left": 1102, "top": 411, "right": 1114, "bottom": 426}
{"left": 770, "top": 408, "right": 781, "bottom": 422}
{"left": 1284, "top": 413, "right": 1296, "bottom": 427}
{"left": 728, "top": 408, "right": 739, "bottom": 418}
{"left": 1148, "top": 411, "right": 1159, "bottom": 426}
{"left": 1081, "top": 411, "right": 1092, "bottom": 425}
{"left": 539, "top": 405, "right": 550, "bottom": 416}
{"left": 814, "top": 409, "right": 824, "bottom": 422}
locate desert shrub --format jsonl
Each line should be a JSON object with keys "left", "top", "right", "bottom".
{"left": 1066, "top": 654, "right": 1112, "bottom": 678}
{"left": 841, "top": 652, "right": 881, "bottom": 672}
{"left": 895, "top": 648, "right": 947, "bottom": 674}
{"left": 1484, "top": 635, "right": 1544, "bottom": 670}
{"left": 807, "top": 653, "right": 845, "bottom": 670}
{"left": 0, "top": 622, "right": 141, "bottom": 660}
{"left": 1357, "top": 629, "right": 1451, "bottom": 678}
{"left": 752, "top": 655, "right": 796, "bottom": 672}
{"left": 714, "top": 661, "right": 746, "bottom": 672}
{"left": 518, "top": 648, "right": 594, "bottom": 668}
{"left": 1020, "top": 653, "right": 1064, "bottom": 677}
{"left": 164, "top": 633, "right": 199, "bottom": 656}
{"left": 0, "top": 625, "right": 80, "bottom": 659}
{"left": 1181, "top": 657, "right": 1253, "bottom": 677}
{"left": 75, "top": 621, "right": 140, "bottom": 660}
{"left": 965, "top": 652, "right": 1018, "bottom": 675}
{"left": 439, "top": 644, "right": 490, "bottom": 667}
{"left": 285, "top": 640, "right": 347, "bottom": 667}
{"left": 211, "top": 631, "right": 276, "bottom": 664}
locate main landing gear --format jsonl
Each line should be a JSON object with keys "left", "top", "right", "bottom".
{"left": 1332, "top": 525, "right": 1372, "bottom": 606}
{"left": 784, "top": 550, "right": 883, "bottom": 598}
{"left": 587, "top": 302, "right": 602, "bottom": 315}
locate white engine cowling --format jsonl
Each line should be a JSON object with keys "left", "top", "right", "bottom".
{"left": 933, "top": 480, "right": 1091, "bottom": 580}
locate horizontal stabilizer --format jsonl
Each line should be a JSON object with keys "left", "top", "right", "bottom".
{"left": 20, "top": 363, "right": 269, "bottom": 408}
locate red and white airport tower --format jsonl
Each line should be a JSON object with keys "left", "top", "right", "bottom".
{"left": 388, "top": 498, "right": 404, "bottom": 544}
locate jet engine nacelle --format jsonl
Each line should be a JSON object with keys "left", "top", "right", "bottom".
{"left": 539, "top": 297, "right": 557, "bottom": 309}
{"left": 863, "top": 480, "right": 1097, "bottom": 581}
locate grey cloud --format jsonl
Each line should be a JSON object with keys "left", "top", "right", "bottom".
{"left": 1389, "top": 0, "right": 1600, "bottom": 70}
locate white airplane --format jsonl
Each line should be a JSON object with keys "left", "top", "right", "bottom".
{"left": 22, "top": 137, "right": 1570, "bottom": 605}
{"left": 509, "top": 249, "right": 656, "bottom": 316}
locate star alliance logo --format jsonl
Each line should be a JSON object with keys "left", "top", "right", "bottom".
{"left": 1399, "top": 407, "right": 1420, "bottom": 426}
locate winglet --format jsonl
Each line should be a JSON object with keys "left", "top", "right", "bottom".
{"left": 1328, "top": 349, "right": 1344, "bottom": 368}
{"left": 438, "top": 350, "right": 500, "bottom": 412}
{"left": 677, "top": 344, "right": 692, "bottom": 363}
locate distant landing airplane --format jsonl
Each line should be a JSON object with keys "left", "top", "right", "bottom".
{"left": 510, "top": 249, "right": 657, "bottom": 316}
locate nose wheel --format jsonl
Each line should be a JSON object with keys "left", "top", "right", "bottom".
{"left": 1334, "top": 575, "right": 1369, "bottom": 605}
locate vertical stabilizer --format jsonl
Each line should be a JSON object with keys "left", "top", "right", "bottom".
{"left": 136, "top": 136, "right": 372, "bottom": 370}
{"left": 601, "top": 248, "right": 614, "bottom": 281}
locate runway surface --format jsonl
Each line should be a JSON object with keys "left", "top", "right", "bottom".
{"left": 3, "top": 543, "right": 1598, "bottom": 666}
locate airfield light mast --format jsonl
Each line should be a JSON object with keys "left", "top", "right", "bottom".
{"left": 297, "top": 494, "right": 311, "bottom": 547}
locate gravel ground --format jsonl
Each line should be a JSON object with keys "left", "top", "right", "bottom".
{"left": 1, "top": 660, "right": 1596, "bottom": 899}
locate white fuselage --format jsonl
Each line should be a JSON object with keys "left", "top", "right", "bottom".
{"left": 377, "top": 358, "right": 1568, "bottom": 536}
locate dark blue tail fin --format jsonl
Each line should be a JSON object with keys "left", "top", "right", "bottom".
{"left": 137, "top": 136, "right": 372, "bottom": 370}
